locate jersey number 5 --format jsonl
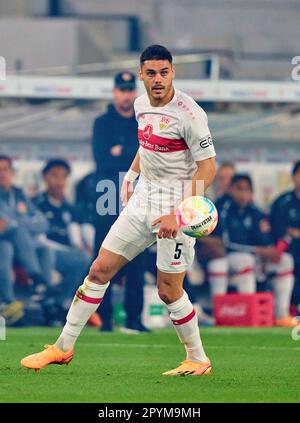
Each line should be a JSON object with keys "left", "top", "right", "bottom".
{"left": 174, "top": 243, "right": 183, "bottom": 260}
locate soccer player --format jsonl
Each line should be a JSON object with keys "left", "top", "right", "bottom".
{"left": 21, "top": 45, "right": 217, "bottom": 376}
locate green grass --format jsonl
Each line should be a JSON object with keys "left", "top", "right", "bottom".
{"left": 1, "top": 326, "right": 300, "bottom": 403}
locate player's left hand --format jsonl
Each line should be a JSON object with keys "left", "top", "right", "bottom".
{"left": 152, "top": 214, "right": 179, "bottom": 239}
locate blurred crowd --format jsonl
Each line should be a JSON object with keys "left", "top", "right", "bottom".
{"left": 0, "top": 71, "right": 299, "bottom": 329}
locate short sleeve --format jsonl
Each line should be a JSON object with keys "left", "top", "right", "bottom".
{"left": 181, "top": 105, "right": 216, "bottom": 162}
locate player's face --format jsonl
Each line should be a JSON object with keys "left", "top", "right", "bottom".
{"left": 139, "top": 60, "right": 175, "bottom": 106}
{"left": 230, "top": 180, "right": 253, "bottom": 208}
{"left": 44, "top": 166, "right": 68, "bottom": 198}
{"left": 113, "top": 88, "right": 137, "bottom": 113}
{"left": 0, "top": 160, "right": 13, "bottom": 190}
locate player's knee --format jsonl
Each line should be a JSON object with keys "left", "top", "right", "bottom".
{"left": 88, "top": 259, "right": 112, "bottom": 285}
{"left": 157, "top": 280, "right": 180, "bottom": 304}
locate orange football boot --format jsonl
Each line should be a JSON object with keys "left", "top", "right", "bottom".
{"left": 274, "top": 315, "right": 300, "bottom": 327}
{"left": 87, "top": 312, "right": 102, "bottom": 328}
{"left": 163, "top": 359, "right": 212, "bottom": 376}
{"left": 20, "top": 344, "right": 74, "bottom": 370}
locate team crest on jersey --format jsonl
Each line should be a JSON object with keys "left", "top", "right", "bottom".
{"left": 159, "top": 116, "right": 170, "bottom": 130}
{"left": 143, "top": 124, "right": 153, "bottom": 140}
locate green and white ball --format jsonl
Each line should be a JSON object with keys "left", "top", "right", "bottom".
{"left": 176, "top": 196, "right": 218, "bottom": 238}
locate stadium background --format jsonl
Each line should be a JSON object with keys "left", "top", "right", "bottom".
{"left": 1, "top": 0, "right": 300, "bottom": 327}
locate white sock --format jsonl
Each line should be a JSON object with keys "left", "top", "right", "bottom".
{"left": 207, "top": 258, "right": 228, "bottom": 295}
{"left": 55, "top": 277, "right": 110, "bottom": 352}
{"left": 228, "top": 252, "right": 256, "bottom": 293}
{"left": 232, "top": 269, "right": 256, "bottom": 293}
{"left": 268, "top": 253, "right": 294, "bottom": 318}
{"left": 166, "top": 291, "right": 208, "bottom": 363}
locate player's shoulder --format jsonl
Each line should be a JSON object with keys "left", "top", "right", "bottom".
{"left": 33, "top": 192, "right": 48, "bottom": 206}
{"left": 272, "top": 190, "right": 294, "bottom": 208}
{"left": 175, "top": 89, "right": 208, "bottom": 120}
{"left": 134, "top": 93, "right": 149, "bottom": 110}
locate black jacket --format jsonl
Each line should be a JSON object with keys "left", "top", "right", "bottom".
{"left": 92, "top": 104, "right": 138, "bottom": 180}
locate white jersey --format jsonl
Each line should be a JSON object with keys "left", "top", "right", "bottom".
{"left": 133, "top": 88, "right": 216, "bottom": 210}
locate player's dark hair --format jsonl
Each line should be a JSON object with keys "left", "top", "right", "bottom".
{"left": 140, "top": 45, "right": 173, "bottom": 65}
{"left": 0, "top": 155, "right": 13, "bottom": 169}
{"left": 292, "top": 161, "right": 300, "bottom": 176}
{"left": 42, "top": 158, "right": 71, "bottom": 175}
{"left": 230, "top": 173, "right": 253, "bottom": 191}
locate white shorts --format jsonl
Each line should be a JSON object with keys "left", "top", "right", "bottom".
{"left": 102, "top": 192, "right": 195, "bottom": 273}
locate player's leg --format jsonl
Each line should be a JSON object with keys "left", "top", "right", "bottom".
{"left": 156, "top": 234, "right": 211, "bottom": 376}
{"left": 228, "top": 252, "right": 256, "bottom": 293}
{"left": 20, "top": 246, "right": 128, "bottom": 370}
{"left": 266, "top": 252, "right": 295, "bottom": 326}
{"left": 54, "top": 247, "right": 128, "bottom": 350}
{"left": 20, "top": 205, "right": 154, "bottom": 369}
{"left": 54, "top": 207, "right": 155, "bottom": 351}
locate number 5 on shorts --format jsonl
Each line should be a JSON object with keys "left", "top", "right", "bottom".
{"left": 174, "top": 243, "right": 183, "bottom": 259}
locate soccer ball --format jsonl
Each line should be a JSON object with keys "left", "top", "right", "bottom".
{"left": 176, "top": 196, "right": 218, "bottom": 238}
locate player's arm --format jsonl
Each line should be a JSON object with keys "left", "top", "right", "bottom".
{"left": 120, "top": 150, "right": 140, "bottom": 206}
{"left": 190, "top": 157, "right": 217, "bottom": 196}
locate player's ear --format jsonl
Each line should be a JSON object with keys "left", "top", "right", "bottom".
{"left": 138, "top": 67, "right": 143, "bottom": 81}
{"left": 172, "top": 65, "right": 176, "bottom": 79}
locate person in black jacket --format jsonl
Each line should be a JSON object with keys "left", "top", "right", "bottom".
{"left": 270, "top": 161, "right": 300, "bottom": 308}
{"left": 92, "top": 71, "right": 149, "bottom": 333}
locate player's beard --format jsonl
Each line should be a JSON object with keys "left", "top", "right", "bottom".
{"left": 151, "top": 82, "right": 174, "bottom": 102}
{"left": 151, "top": 86, "right": 165, "bottom": 99}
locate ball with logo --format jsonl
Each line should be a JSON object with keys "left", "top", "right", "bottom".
{"left": 176, "top": 196, "right": 218, "bottom": 238}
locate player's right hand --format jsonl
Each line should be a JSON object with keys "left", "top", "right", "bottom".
{"left": 152, "top": 214, "right": 179, "bottom": 239}
{"left": 120, "top": 180, "right": 134, "bottom": 207}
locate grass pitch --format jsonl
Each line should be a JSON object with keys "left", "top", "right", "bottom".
{"left": 0, "top": 326, "right": 299, "bottom": 403}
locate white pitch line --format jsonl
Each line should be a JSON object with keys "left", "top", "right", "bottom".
{"left": 6, "top": 329, "right": 292, "bottom": 336}
{"left": 79, "top": 343, "right": 300, "bottom": 351}
{"left": 4, "top": 342, "right": 300, "bottom": 351}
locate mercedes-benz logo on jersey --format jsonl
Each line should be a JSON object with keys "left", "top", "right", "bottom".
{"left": 143, "top": 124, "right": 153, "bottom": 140}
